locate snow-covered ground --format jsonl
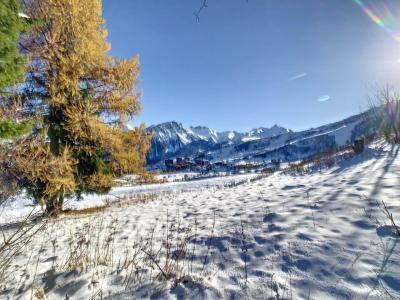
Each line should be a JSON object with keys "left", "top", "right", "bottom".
{"left": 0, "top": 173, "right": 259, "bottom": 225}
{"left": 1, "top": 141, "right": 399, "bottom": 299}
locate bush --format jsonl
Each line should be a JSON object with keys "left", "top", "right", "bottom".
{"left": 369, "top": 86, "right": 400, "bottom": 143}
{"left": 352, "top": 138, "right": 365, "bottom": 154}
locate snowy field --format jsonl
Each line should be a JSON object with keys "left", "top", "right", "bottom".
{"left": 0, "top": 173, "right": 259, "bottom": 225}
{"left": 0, "top": 141, "right": 399, "bottom": 299}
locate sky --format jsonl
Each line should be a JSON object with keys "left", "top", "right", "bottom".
{"left": 102, "top": 0, "right": 400, "bottom": 132}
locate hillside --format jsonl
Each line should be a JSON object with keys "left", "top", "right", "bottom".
{"left": 1, "top": 140, "right": 399, "bottom": 299}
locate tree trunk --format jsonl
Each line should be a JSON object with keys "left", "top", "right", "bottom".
{"left": 394, "top": 132, "right": 400, "bottom": 144}
{"left": 46, "top": 195, "right": 64, "bottom": 216}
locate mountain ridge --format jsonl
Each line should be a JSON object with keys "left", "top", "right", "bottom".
{"left": 146, "top": 122, "right": 292, "bottom": 163}
{"left": 145, "top": 110, "right": 375, "bottom": 165}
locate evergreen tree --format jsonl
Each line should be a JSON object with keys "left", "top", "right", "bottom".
{"left": 3, "top": 0, "right": 152, "bottom": 213}
{"left": 0, "top": 0, "right": 31, "bottom": 139}
{"left": 0, "top": 119, "right": 31, "bottom": 138}
{"left": 0, "top": 0, "right": 26, "bottom": 90}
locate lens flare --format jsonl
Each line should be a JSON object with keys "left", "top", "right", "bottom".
{"left": 352, "top": 0, "right": 399, "bottom": 41}
{"left": 288, "top": 73, "right": 307, "bottom": 82}
{"left": 318, "top": 95, "right": 330, "bottom": 102}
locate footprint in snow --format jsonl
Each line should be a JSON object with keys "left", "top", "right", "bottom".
{"left": 282, "top": 184, "right": 306, "bottom": 191}
{"left": 381, "top": 275, "right": 400, "bottom": 291}
{"left": 267, "top": 223, "right": 282, "bottom": 233}
{"left": 254, "top": 250, "right": 266, "bottom": 258}
{"left": 295, "top": 259, "right": 312, "bottom": 272}
{"left": 254, "top": 236, "right": 268, "bottom": 245}
{"left": 376, "top": 225, "right": 399, "bottom": 237}
{"left": 263, "top": 212, "right": 280, "bottom": 223}
{"left": 296, "top": 232, "right": 313, "bottom": 241}
{"left": 351, "top": 219, "right": 375, "bottom": 230}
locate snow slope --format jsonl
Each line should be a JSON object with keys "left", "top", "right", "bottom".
{"left": 209, "top": 111, "right": 373, "bottom": 164}
{"left": 1, "top": 141, "right": 399, "bottom": 299}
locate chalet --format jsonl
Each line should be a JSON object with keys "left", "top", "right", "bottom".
{"left": 194, "top": 159, "right": 210, "bottom": 167}
{"left": 270, "top": 159, "right": 281, "bottom": 169}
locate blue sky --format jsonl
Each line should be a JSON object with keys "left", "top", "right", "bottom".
{"left": 103, "top": 0, "right": 400, "bottom": 132}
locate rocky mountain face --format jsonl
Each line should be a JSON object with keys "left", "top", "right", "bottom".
{"left": 146, "top": 111, "right": 375, "bottom": 165}
{"left": 146, "top": 122, "right": 292, "bottom": 163}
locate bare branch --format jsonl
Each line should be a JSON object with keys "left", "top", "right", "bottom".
{"left": 194, "top": 0, "right": 250, "bottom": 22}
{"left": 194, "top": 0, "right": 208, "bottom": 22}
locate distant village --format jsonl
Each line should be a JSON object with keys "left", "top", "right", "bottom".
{"left": 160, "top": 138, "right": 366, "bottom": 175}
{"left": 163, "top": 156, "right": 282, "bottom": 174}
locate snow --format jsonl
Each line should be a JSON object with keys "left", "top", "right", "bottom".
{"left": 329, "top": 122, "right": 358, "bottom": 146}
{"left": 0, "top": 174, "right": 259, "bottom": 225}
{"left": 241, "top": 136, "right": 261, "bottom": 142}
{"left": 1, "top": 141, "right": 399, "bottom": 299}
{"left": 296, "top": 121, "right": 359, "bottom": 147}
{"left": 247, "top": 125, "right": 290, "bottom": 140}
{"left": 189, "top": 127, "right": 219, "bottom": 143}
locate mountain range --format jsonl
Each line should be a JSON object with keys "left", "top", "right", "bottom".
{"left": 145, "top": 110, "right": 375, "bottom": 165}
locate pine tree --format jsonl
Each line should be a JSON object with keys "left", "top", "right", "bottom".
{"left": 0, "top": 0, "right": 31, "bottom": 139}
{"left": 0, "top": 0, "right": 26, "bottom": 90}
{"left": 5, "top": 0, "right": 152, "bottom": 213}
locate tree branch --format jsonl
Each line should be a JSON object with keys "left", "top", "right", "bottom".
{"left": 194, "top": 0, "right": 208, "bottom": 22}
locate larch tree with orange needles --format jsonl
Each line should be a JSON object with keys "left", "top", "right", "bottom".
{"left": 4, "top": 0, "right": 152, "bottom": 214}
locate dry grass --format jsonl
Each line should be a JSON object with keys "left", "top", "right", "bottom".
{"left": 364, "top": 196, "right": 400, "bottom": 237}
{"left": 32, "top": 286, "right": 46, "bottom": 300}
{"left": 60, "top": 216, "right": 119, "bottom": 272}
{"left": 61, "top": 205, "right": 109, "bottom": 216}
{"left": 60, "top": 192, "right": 162, "bottom": 218}
{"left": 378, "top": 200, "right": 400, "bottom": 237}
{"left": 0, "top": 208, "right": 48, "bottom": 284}
{"left": 51, "top": 209, "right": 214, "bottom": 293}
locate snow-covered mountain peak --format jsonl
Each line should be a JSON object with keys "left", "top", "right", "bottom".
{"left": 147, "top": 122, "right": 193, "bottom": 151}
{"left": 148, "top": 121, "right": 183, "bottom": 132}
{"left": 146, "top": 121, "right": 294, "bottom": 162}
{"left": 247, "top": 125, "right": 291, "bottom": 138}
{"left": 189, "top": 126, "right": 219, "bottom": 143}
